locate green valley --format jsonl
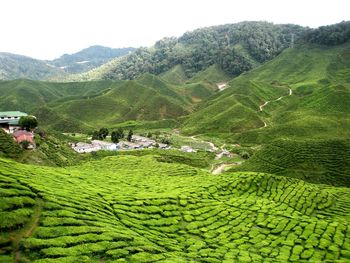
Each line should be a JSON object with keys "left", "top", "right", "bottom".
{"left": 0, "top": 20, "right": 350, "bottom": 262}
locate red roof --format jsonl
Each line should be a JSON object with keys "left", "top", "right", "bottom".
{"left": 12, "top": 131, "right": 34, "bottom": 144}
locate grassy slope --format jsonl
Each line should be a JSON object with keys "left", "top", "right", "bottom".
{"left": 160, "top": 65, "right": 188, "bottom": 85}
{"left": 0, "top": 155, "right": 350, "bottom": 262}
{"left": 0, "top": 129, "right": 78, "bottom": 167}
{"left": 0, "top": 77, "right": 193, "bottom": 132}
{"left": 0, "top": 130, "right": 23, "bottom": 159}
{"left": 189, "top": 64, "right": 230, "bottom": 85}
{"left": 182, "top": 43, "right": 350, "bottom": 143}
{"left": 0, "top": 68, "right": 229, "bottom": 133}
{"left": 0, "top": 79, "right": 116, "bottom": 113}
{"left": 231, "top": 139, "right": 350, "bottom": 187}
{"left": 49, "top": 76, "right": 189, "bottom": 128}
{"left": 167, "top": 64, "right": 229, "bottom": 106}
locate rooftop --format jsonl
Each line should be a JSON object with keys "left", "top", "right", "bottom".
{"left": 0, "top": 111, "right": 28, "bottom": 118}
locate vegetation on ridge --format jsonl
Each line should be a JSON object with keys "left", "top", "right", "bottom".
{"left": 71, "top": 21, "right": 305, "bottom": 81}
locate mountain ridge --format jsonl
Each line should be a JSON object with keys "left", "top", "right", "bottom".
{"left": 0, "top": 46, "right": 135, "bottom": 80}
{"left": 70, "top": 21, "right": 306, "bottom": 82}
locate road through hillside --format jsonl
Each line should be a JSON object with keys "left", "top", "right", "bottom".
{"left": 259, "top": 88, "right": 292, "bottom": 128}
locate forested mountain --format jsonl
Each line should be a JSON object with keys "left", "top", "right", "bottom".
{"left": 50, "top": 45, "right": 136, "bottom": 74}
{"left": 74, "top": 21, "right": 306, "bottom": 81}
{"left": 0, "top": 53, "right": 65, "bottom": 80}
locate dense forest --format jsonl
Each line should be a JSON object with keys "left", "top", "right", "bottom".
{"left": 82, "top": 21, "right": 306, "bottom": 81}
{"left": 302, "top": 21, "right": 350, "bottom": 45}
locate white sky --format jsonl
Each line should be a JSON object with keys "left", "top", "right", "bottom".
{"left": 0, "top": 0, "right": 348, "bottom": 60}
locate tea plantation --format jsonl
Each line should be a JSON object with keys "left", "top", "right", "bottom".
{"left": 1, "top": 155, "right": 350, "bottom": 262}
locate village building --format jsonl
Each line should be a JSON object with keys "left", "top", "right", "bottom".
{"left": 91, "top": 140, "right": 117, "bottom": 151}
{"left": 0, "top": 111, "right": 28, "bottom": 133}
{"left": 71, "top": 142, "right": 101, "bottom": 153}
{"left": 70, "top": 134, "right": 170, "bottom": 153}
{"left": 71, "top": 140, "right": 118, "bottom": 153}
{"left": 12, "top": 130, "right": 35, "bottom": 148}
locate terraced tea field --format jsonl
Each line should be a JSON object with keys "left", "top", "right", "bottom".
{"left": 1, "top": 155, "right": 350, "bottom": 262}
{"left": 233, "top": 139, "right": 350, "bottom": 187}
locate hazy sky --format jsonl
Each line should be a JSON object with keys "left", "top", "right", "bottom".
{"left": 0, "top": 0, "right": 348, "bottom": 60}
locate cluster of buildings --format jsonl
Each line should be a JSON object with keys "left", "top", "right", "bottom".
{"left": 0, "top": 111, "right": 35, "bottom": 148}
{"left": 71, "top": 135, "right": 170, "bottom": 153}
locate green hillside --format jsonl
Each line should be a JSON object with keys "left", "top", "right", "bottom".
{"left": 0, "top": 129, "right": 22, "bottom": 159}
{"left": 1, "top": 155, "right": 350, "bottom": 262}
{"left": 0, "top": 70, "right": 227, "bottom": 132}
{"left": 0, "top": 128, "right": 77, "bottom": 166}
{"left": 0, "top": 79, "right": 116, "bottom": 113}
{"left": 182, "top": 42, "right": 350, "bottom": 142}
{"left": 37, "top": 76, "right": 192, "bottom": 131}
{"left": 160, "top": 65, "right": 188, "bottom": 85}
{"left": 231, "top": 139, "right": 350, "bottom": 187}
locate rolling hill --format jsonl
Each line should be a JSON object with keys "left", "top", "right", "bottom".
{"left": 0, "top": 63, "right": 228, "bottom": 132}
{"left": 181, "top": 41, "right": 350, "bottom": 143}
{"left": 231, "top": 138, "right": 350, "bottom": 187}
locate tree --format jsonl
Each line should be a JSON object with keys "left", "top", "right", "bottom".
{"left": 92, "top": 128, "right": 109, "bottom": 140}
{"left": 161, "top": 137, "right": 171, "bottom": 145}
{"left": 117, "top": 128, "right": 124, "bottom": 139}
{"left": 19, "top": 116, "right": 38, "bottom": 131}
{"left": 99, "top": 128, "right": 109, "bottom": 140}
{"left": 127, "top": 130, "right": 133, "bottom": 142}
{"left": 241, "top": 151, "right": 250, "bottom": 159}
{"left": 92, "top": 131, "right": 100, "bottom": 140}
{"left": 111, "top": 131, "right": 119, "bottom": 143}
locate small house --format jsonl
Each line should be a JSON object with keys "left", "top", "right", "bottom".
{"left": 12, "top": 130, "right": 35, "bottom": 148}
{"left": 91, "top": 140, "right": 117, "bottom": 151}
{"left": 0, "top": 111, "right": 28, "bottom": 133}
{"left": 72, "top": 142, "right": 101, "bottom": 153}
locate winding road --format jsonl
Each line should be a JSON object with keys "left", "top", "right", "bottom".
{"left": 189, "top": 135, "right": 218, "bottom": 151}
{"left": 259, "top": 88, "right": 293, "bottom": 128}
